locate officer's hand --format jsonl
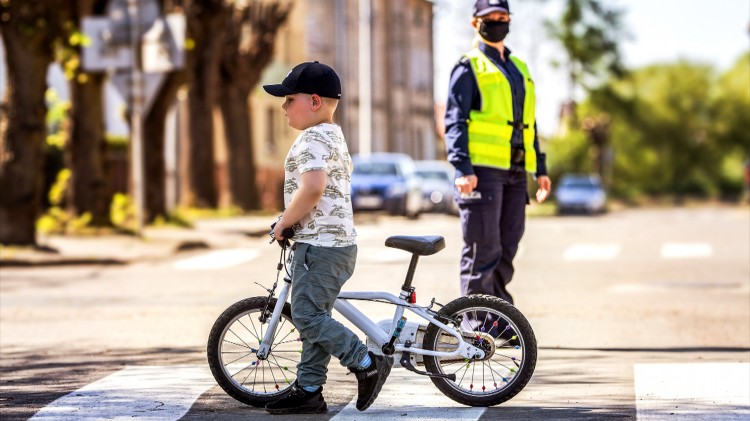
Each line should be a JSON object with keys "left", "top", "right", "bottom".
{"left": 455, "top": 175, "right": 478, "bottom": 194}
{"left": 536, "top": 176, "right": 551, "bottom": 203}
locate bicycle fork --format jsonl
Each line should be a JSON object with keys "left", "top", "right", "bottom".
{"left": 255, "top": 278, "right": 291, "bottom": 360}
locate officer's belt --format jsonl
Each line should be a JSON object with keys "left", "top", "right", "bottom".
{"left": 507, "top": 120, "right": 529, "bottom": 130}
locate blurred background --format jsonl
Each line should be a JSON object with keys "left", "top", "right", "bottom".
{"left": 0, "top": 0, "right": 748, "bottom": 246}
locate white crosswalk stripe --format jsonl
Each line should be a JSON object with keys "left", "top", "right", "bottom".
{"left": 660, "top": 243, "right": 713, "bottom": 259}
{"left": 634, "top": 363, "right": 750, "bottom": 420}
{"left": 30, "top": 366, "right": 215, "bottom": 420}
{"left": 562, "top": 242, "right": 718, "bottom": 261}
{"left": 330, "top": 372, "right": 486, "bottom": 420}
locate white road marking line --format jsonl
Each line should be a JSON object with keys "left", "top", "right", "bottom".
{"left": 660, "top": 243, "right": 713, "bottom": 259}
{"left": 634, "top": 363, "right": 750, "bottom": 420}
{"left": 30, "top": 365, "right": 215, "bottom": 421}
{"left": 173, "top": 248, "right": 258, "bottom": 270}
{"left": 563, "top": 244, "right": 621, "bottom": 261}
{"left": 330, "top": 371, "right": 486, "bottom": 420}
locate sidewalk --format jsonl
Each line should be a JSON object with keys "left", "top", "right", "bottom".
{"left": 0, "top": 216, "right": 274, "bottom": 267}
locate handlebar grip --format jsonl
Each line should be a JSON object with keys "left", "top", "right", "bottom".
{"left": 281, "top": 227, "right": 295, "bottom": 239}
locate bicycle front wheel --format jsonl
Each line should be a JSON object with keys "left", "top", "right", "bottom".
{"left": 422, "top": 294, "right": 537, "bottom": 407}
{"left": 207, "top": 297, "right": 301, "bottom": 407}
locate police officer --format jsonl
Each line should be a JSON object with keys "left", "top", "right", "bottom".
{"left": 445, "top": 0, "right": 551, "bottom": 313}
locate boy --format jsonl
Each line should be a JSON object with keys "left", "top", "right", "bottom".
{"left": 262, "top": 61, "right": 393, "bottom": 415}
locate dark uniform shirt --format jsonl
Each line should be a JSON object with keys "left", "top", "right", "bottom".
{"left": 444, "top": 42, "right": 547, "bottom": 178}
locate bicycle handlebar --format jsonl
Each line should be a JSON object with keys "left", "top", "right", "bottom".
{"left": 269, "top": 221, "right": 295, "bottom": 249}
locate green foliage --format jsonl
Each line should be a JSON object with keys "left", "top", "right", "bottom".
{"left": 546, "top": 130, "right": 591, "bottom": 177}
{"left": 37, "top": 169, "right": 93, "bottom": 235}
{"left": 110, "top": 193, "right": 137, "bottom": 234}
{"left": 54, "top": 21, "right": 91, "bottom": 83}
{"left": 48, "top": 168, "right": 71, "bottom": 205}
{"left": 106, "top": 134, "right": 129, "bottom": 152}
{"left": 549, "top": 52, "right": 750, "bottom": 201}
{"left": 546, "top": 0, "right": 627, "bottom": 93}
{"left": 45, "top": 88, "right": 70, "bottom": 148}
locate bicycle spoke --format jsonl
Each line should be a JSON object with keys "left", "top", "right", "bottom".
{"left": 227, "top": 328, "right": 255, "bottom": 349}
{"left": 271, "top": 353, "right": 301, "bottom": 365}
{"left": 269, "top": 355, "right": 294, "bottom": 387}
{"left": 224, "top": 350, "right": 255, "bottom": 367}
{"left": 483, "top": 359, "right": 514, "bottom": 382}
{"left": 222, "top": 337, "right": 254, "bottom": 350}
{"left": 238, "top": 317, "right": 261, "bottom": 343}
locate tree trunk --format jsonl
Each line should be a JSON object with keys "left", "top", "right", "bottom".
{"left": 0, "top": 17, "right": 57, "bottom": 245}
{"left": 216, "top": 0, "right": 291, "bottom": 211}
{"left": 68, "top": 73, "right": 111, "bottom": 225}
{"left": 187, "top": 71, "right": 218, "bottom": 208}
{"left": 143, "top": 71, "right": 185, "bottom": 222}
{"left": 66, "top": 0, "right": 111, "bottom": 226}
{"left": 219, "top": 83, "right": 258, "bottom": 210}
{"left": 185, "top": 0, "right": 225, "bottom": 208}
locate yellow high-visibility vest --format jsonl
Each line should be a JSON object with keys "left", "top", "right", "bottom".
{"left": 465, "top": 48, "right": 537, "bottom": 173}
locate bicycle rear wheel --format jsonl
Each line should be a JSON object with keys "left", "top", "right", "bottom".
{"left": 207, "top": 297, "right": 301, "bottom": 407}
{"left": 422, "top": 294, "right": 537, "bottom": 407}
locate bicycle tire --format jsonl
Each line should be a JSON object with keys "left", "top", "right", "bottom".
{"left": 422, "top": 294, "right": 537, "bottom": 407}
{"left": 207, "top": 297, "right": 300, "bottom": 407}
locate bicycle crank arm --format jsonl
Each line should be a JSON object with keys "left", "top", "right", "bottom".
{"left": 400, "top": 351, "right": 456, "bottom": 381}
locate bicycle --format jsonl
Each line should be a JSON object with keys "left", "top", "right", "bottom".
{"left": 207, "top": 227, "right": 537, "bottom": 408}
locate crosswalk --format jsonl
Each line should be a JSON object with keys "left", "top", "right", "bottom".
{"left": 30, "top": 366, "right": 215, "bottom": 420}
{"left": 27, "top": 363, "right": 750, "bottom": 420}
{"left": 563, "top": 242, "right": 714, "bottom": 262}
{"left": 635, "top": 363, "right": 750, "bottom": 420}
{"left": 171, "top": 242, "right": 718, "bottom": 269}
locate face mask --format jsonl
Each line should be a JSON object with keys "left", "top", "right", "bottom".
{"left": 479, "top": 20, "right": 510, "bottom": 43}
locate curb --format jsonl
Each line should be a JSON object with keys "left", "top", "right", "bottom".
{"left": 0, "top": 240, "right": 212, "bottom": 268}
{"left": 0, "top": 258, "right": 127, "bottom": 267}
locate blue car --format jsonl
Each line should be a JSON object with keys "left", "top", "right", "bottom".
{"left": 555, "top": 174, "right": 607, "bottom": 214}
{"left": 351, "top": 153, "right": 423, "bottom": 218}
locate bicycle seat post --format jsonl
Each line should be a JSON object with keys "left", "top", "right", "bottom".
{"left": 399, "top": 253, "right": 419, "bottom": 300}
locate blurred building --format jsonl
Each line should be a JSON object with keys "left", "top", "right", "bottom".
{"left": 258, "top": 0, "right": 436, "bottom": 158}
{"left": 236, "top": 0, "right": 436, "bottom": 208}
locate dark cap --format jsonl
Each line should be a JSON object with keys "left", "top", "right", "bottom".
{"left": 473, "top": 0, "right": 510, "bottom": 17}
{"left": 263, "top": 61, "right": 342, "bottom": 99}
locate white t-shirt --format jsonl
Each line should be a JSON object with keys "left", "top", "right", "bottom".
{"left": 283, "top": 123, "right": 357, "bottom": 247}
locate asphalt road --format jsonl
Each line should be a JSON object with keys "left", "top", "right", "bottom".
{"left": 1, "top": 206, "right": 749, "bottom": 420}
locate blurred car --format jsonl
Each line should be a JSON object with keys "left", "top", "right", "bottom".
{"left": 555, "top": 174, "right": 607, "bottom": 214}
{"left": 415, "top": 160, "right": 459, "bottom": 215}
{"left": 351, "top": 153, "right": 423, "bottom": 218}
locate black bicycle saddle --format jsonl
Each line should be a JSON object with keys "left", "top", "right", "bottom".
{"left": 384, "top": 235, "right": 445, "bottom": 256}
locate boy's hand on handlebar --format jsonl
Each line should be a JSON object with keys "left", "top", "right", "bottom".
{"left": 272, "top": 221, "right": 288, "bottom": 241}
{"left": 270, "top": 218, "right": 295, "bottom": 248}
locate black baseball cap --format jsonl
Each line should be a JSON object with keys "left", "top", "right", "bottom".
{"left": 263, "top": 61, "right": 342, "bottom": 99}
{"left": 473, "top": 0, "right": 510, "bottom": 17}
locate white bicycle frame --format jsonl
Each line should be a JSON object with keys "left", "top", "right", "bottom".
{"left": 256, "top": 281, "right": 486, "bottom": 361}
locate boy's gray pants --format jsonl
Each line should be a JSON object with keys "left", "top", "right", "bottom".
{"left": 290, "top": 242, "right": 369, "bottom": 388}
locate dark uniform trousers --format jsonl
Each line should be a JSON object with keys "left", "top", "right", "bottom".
{"left": 458, "top": 166, "right": 528, "bottom": 305}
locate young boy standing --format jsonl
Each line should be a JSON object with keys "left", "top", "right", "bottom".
{"left": 262, "top": 61, "right": 392, "bottom": 415}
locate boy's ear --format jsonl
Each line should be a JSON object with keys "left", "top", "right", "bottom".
{"left": 310, "top": 94, "right": 322, "bottom": 110}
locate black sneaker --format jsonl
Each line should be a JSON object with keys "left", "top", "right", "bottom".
{"left": 265, "top": 381, "right": 327, "bottom": 415}
{"left": 349, "top": 351, "right": 393, "bottom": 411}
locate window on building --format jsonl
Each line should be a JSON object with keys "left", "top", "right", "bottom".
{"left": 413, "top": 7, "right": 424, "bottom": 26}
